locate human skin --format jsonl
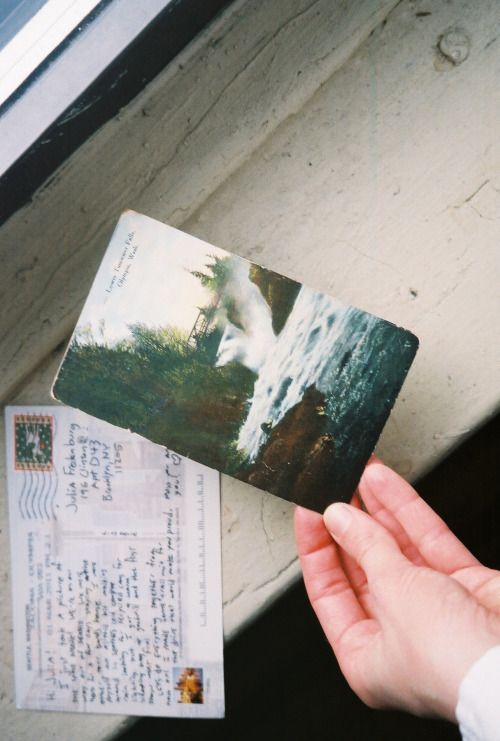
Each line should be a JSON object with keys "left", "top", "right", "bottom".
{"left": 294, "top": 459, "right": 500, "bottom": 721}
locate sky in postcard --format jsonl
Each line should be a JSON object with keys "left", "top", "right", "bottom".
{"left": 78, "top": 211, "right": 230, "bottom": 344}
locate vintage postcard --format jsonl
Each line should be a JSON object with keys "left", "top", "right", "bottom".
{"left": 53, "top": 210, "right": 418, "bottom": 512}
{"left": 5, "top": 405, "right": 224, "bottom": 717}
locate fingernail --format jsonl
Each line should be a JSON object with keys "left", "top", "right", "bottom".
{"left": 324, "top": 503, "right": 352, "bottom": 538}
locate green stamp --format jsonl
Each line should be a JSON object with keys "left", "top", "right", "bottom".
{"left": 14, "top": 414, "right": 53, "bottom": 471}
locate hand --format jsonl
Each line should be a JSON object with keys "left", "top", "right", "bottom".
{"left": 294, "top": 458, "right": 500, "bottom": 721}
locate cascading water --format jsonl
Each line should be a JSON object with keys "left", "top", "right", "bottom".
{"left": 237, "top": 285, "right": 377, "bottom": 460}
{"left": 215, "top": 262, "right": 276, "bottom": 375}
{"left": 215, "top": 263, "right": 416, "bottom": 493}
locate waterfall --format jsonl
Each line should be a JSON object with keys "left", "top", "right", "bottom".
{"left": 215, "top": 262, "right": 276, "bottom": 374}
{"left": 237, "top": 286, "right": 377, "bottom": 460}
{"left": 215, "top": 266, "right": 383, "bottom": 464}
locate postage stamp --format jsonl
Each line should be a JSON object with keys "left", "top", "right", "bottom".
{"left": 14, "top": 414, "right": 54, "bottom": 471}
{"left": 173, "top": 667, "right": 204, "bottom": 704}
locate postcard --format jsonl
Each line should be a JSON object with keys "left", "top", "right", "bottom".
{"left": 5, "top": 405, "right": 224, "bottom": 717}
{"left": 52, "top": 210, "right": 418, "bottom": 512}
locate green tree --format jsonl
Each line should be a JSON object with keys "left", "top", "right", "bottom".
{"left": 54, "top": 320, "right": 255, "bottom": 472}
{"left": 190, "top": 254, "right": 235, "bottom": 294}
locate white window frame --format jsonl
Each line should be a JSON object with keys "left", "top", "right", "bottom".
{"left": 0, "top": 0, "right": 104, "bottom": 106}
{"left": 0, "top": 0, "right": 175, "bottom": 178}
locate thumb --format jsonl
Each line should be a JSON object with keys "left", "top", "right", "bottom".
{"left": 324, "top": 503, "right": 407, "bottom": 582}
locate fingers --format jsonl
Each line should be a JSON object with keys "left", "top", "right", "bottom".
{"left": 359, "top": 461, "right": 479, "bottom": 574}
{"left": 323, "top": 502, "right": 408, "bottom": 584}
{"left": 359, "top": 477, "right": 425, "bottom": 567}
{"left": 294, "top": 505, "right": 369, "bottom": 646}
{"left": 336, "top": 494, "right": 372, "bottom": 607}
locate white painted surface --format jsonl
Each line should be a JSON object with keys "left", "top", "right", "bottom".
{"left": 0, "top": 0, "right": 499, "bottom": 738}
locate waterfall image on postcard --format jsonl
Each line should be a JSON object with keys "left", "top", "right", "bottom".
{"left": 53, "top": 211, "right": 418, "bottom": 511}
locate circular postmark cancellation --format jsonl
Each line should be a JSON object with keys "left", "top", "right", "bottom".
{"left": 14, "top": 414, "right": 54, "bottom": 471}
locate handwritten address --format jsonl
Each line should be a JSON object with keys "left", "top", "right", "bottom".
{"left": 62, "top": 423, "right": 123, "bottom": 510}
